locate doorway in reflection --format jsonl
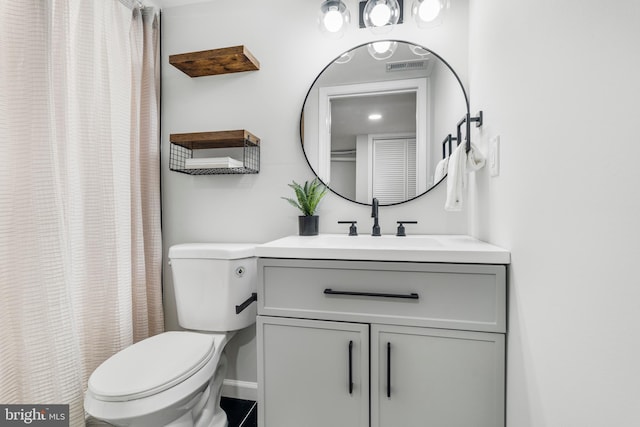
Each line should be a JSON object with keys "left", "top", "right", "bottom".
{"left": 329, "top": 92, "right": 419, "bottom": 204}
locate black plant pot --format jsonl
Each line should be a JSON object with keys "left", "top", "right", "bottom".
{"left": 298, "top": 215, "right": 319, "bottom": 236}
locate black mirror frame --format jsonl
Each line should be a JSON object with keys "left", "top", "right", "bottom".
{"left": 299, "top": 40, "right": 470, "bottom": 207}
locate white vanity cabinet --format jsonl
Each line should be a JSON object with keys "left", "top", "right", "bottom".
{"left": 257, "top": 257, "right": 507, "bottom": 427}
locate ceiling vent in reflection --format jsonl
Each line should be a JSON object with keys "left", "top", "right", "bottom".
{"left": 386, "top": 58, "right": 432, "bottom": 74}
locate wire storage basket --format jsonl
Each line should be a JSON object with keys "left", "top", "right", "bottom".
{"left": 169, "top": 130, "right": 260, "bottom": 175}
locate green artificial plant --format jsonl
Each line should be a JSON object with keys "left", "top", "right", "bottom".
{"left": 282, "top": 178, "right": 328, "bottom": 216}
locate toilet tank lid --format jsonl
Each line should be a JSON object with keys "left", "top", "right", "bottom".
{"left": 169, "top": 243, "right": 257, "bottom": 260}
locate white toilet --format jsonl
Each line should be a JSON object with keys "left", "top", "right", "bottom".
{"left": 84, "top": 243, "right": 257, "bottom": 427}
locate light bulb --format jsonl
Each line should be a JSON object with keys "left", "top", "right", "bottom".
{"left": 368, "top": 113, "right": 382, "bottom": 120}
{"left": 323, "top": 8, "right": 344, "bottom": 32}
{"left": 418, "top": 0, "right": 441, "bottom": 21}
{"left": 370, "top": 3, "right": 392, "bottom": 26}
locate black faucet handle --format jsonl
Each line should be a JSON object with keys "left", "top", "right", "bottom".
{"left": 338, "top": 221, "right": 358, "bottom": 236}
{"left": 396, "top": 221, "right": 418, "bottom": 237}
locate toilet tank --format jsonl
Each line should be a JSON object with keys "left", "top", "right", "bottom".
{"left": 168, "top": 243, "right": 257, "bottom": 332}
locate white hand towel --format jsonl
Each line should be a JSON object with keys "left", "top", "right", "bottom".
{"left": 445, "top": 144, "right": 466, "bottom": 211}
{"left": 433, "top": 157, "right": 449, "bottom": 183}
{"left": 445, "top": 143, "right": 486, "bottom": 211}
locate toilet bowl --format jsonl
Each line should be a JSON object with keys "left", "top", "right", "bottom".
{"left": 84, "top": 243, "right": 257, "bottom": 427}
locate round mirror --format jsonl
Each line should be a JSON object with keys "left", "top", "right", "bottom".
{"left": 300, "top": 40, "right": 469, "bottom": 206}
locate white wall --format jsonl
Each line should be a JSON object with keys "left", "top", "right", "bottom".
{"left": 161, "top": 0, "right": 470, "bottom": 388}
{"left": 468, "top": 0, "right": 640, "bottom": 425}
{"left": 163, "top": 0, "right": 640, "bottom": 421}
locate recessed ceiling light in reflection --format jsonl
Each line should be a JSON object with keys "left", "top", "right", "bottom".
{"left": 368, "top": 113, "right": 383, "bottom": 120}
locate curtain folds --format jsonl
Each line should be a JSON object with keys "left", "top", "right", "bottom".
{"left": 0, "top": 1, "right": 163, "bottom": 425}
{"left": 130, "top": 6, "right": 164, "bottom": 343}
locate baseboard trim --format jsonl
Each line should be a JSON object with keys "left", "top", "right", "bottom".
{"left": 222, "top": 379, "right": 258, "bottom": 401}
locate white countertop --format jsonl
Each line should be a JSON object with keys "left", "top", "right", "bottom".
{"left": 255, "top": 234, "right": 510, "bottom": 264}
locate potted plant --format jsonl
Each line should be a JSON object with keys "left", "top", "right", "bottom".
{"left": 282, "top": 178, "right": 328, "bottom": 236}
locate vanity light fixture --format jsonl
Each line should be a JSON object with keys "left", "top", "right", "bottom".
{"left": 367, "top": 40, "right": 398, "bottom": 60}
{"left": 318, "top": 0, "right": 351, "bottom": 38}
{"left": 411, "top": 0, "right": 447, "bottom": 28}
{"left": 361, "top": 0, "right": 402, "bottom": 34}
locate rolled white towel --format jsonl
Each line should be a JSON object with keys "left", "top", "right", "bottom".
{"left": 444, "top": 143, "right": 486, "bottom": 211}
{"left": 466, "top": 142, "right": 486, "bottom": 172}
{"left": 433, "top": 157, "right": 449, "bottom": 183}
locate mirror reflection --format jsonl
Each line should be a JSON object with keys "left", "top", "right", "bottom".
{"left": 301, "top": 40, "right": 468, "bottom": 205}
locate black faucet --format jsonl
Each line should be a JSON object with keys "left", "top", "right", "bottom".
{"left": 371, "top": 198, "right": 381, "bottom": 236}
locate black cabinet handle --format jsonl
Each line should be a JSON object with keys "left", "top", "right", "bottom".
{"left": 235, "top": 292, "right": 257, "bottom": 314}
{"left": 387, "top": 342, "right": 391, "bottom": 398}
{"left": 348, "top": 340, "right": 354, "bottom": 394}
{"left": 324, "top": 289, "right": 419, "bottom": 300}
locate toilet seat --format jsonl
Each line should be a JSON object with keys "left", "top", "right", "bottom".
{"left": 85, "top": 332, "right": 231, "bottom": 426}
{"left": 88, "top": 331, "right": 216, "bottom": 402}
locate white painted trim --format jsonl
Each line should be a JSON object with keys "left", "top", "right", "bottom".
{"left": 222, "top": 379, "right": 258, "bottom": 401}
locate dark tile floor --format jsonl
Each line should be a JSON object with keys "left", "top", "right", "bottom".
{"left": 220, "top": 397, "right": 257, "bottom": 427}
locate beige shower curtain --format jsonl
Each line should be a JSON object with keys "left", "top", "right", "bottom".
{"left": 0, "top": 1, "right": 163, "bottom": 425}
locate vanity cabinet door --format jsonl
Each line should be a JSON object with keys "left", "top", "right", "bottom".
{"left": 371, "top": 324, "right": 505, "bottom": 427}
{"left": 257, "top": 316, "right": 369, "bottom": 427}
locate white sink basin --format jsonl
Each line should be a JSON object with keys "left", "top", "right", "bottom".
{"left": 256, "top": 234, "right": 510, "bottom": 264}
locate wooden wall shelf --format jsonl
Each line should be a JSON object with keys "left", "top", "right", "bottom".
{"left": 169, "top": 45, "right": 260, "bottom": 77}
{"left": 170, "top": 130, "right": 260, "bottom": 150}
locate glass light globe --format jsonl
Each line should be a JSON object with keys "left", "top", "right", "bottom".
{"left": 371, "top": 41, "right": 392, "bottom": 54}
{"left": 409, "top": 44, "right": 431, "bottom": 57}
{"left": 334, "top": 51, "right": 355, "bottom": 64}
{"left": 318, "top": 0, "right": 350, "bottom": 38}
{"left": 412, "top": 0, "right": 445, "bottom": 28}
{"left": 367, "top": 41, "right": 398, "bottom": 60}
{"left": 362, "top": 0, "right": 400, "bottom": 34}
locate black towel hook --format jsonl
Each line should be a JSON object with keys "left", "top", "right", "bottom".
{"left": 456, "top": 111, "right": 484, "bottom": 153}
